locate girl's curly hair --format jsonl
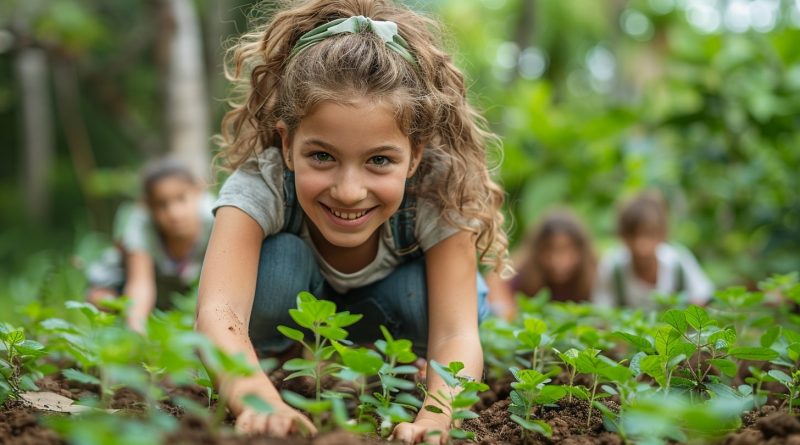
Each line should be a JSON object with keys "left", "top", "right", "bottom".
{"left": 216, "top": 0, "right": 509, "bottom": 272}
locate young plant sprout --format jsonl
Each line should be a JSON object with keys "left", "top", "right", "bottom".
{"left": 0, "top": 323, "right": 46, "bottom": 401}
{"left": 515, "top": 317, "right": 552, "bottom": 371}
{"left": 423, "top": 361, "right": 489, "bottom": 441}
{"left": 507, "top": 367, "right": 566, "bottom": 438}
{"left": 277, "top": 291, "right": 363, "bottom": 402}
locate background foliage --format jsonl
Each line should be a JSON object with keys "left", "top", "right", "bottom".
{"left": 1, "top": 0, "right": 799, "bottom": 315}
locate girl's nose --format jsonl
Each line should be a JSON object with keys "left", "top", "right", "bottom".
{"left": 331, "top": 171, "right": 367, "bottom": 205}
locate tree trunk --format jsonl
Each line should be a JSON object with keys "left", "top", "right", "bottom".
{"left": 163, "top": 0, "right": 211, "bottom": 183}
{"left": 16, "top": 47, "right": 53, "bottom": 223}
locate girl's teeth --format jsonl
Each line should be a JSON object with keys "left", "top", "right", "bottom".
{"left": 331, "top": 209, "right": 365, "bottom": 220}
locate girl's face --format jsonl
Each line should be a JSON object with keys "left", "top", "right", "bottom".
{"left": 539, "top": 232, "right": 581, "bottom": 285}
{"left": 147, "top": 176, "right": 202, "bottom": 240}
{"left": 278, "top": 98, "right": 421, "bottom": 251}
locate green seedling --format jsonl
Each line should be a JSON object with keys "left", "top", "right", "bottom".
{"left": 331, "top": 341, "right": 384, "bottom": 433}
{"left": 643, "top": 306, "right": 777, "bottom": 397}
{"left": 554, "top": 348, "right": 579, "bottom": 402}
{"left": 278, "top": 292, "right": 362, "bottom": 402}
{"left": 371, "top": 326, "right": 421, "bottom": 436}
{"left": 507, "top": 367, "right": 566, "bottom": 438}
{"left": 0, "top": 323, "right": 47, "bottom": 401}
{"left": 46, "top": 408, "right": 178, "bottom": 445}
{"left": 573, "top": 348, "right": 618, "bottom": 427}
{"left": 515, "top": 317, "right": 551, "bottom": 371}
{"left": 768, "top": 369, "right": 800, "bottom": 412}
{"left": 744, "top": 366, "right": 775, "bottom": 408}
{"left": 423, "top": 360, "right": 489, "bottom": 441}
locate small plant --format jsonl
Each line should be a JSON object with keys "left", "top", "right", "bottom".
{"left": 278, "top": 292, "right": 362, "bottom": 401}
{"left": 507, "top": 367, "right": 566, "bottom": 438}
{"left": 514, "top": 317, "right": 551, "bottom": 371}
{"left": 574, "top": 348, "right": 616, "bottom": 427}
{"left": 768, "top": 368, "right": 800, "bottom": 412}
{"left": 0, "top": 323, "right": 47, "bottom": 401}
{"left": 554, "top": 348, "right": 580, "bottom": 402}
{"left": 423, "top": 360, "right": 489, "bottom": 441}
{"left": 277, "top": 292, "right": 362, "bottom": 430}
{"left": 370, "top": 326, "right": 421, "bottom": 436}
{"left": 640, "top": 306, "right": 777, "bottom": 397}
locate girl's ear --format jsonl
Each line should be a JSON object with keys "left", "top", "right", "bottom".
{"left": 276, "top": 120, "right": 293, "bottom": 171}
{"left": 407, "top": 143, "right": 424, "bottom": 178}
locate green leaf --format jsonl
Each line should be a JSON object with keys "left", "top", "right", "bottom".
{"left": 318, "top": 326, "right": 348, "bottom": 341}
{"left": 288, "top": 309, "right": 313, "bottom": 329}
{"left": 63, "top": 368, "right": 101, "bottom": 386}
{"left": 768, "top": 369, "right": 792, "bottom": 385}
{"left": 277, "top": 325, "right": 304, "bottom": 342}
{"left": 449, "top": 429, "right": 475, "bottom": 440}
{"left": 424, "top": 404, "right": 443, "bottom": 414}
{"left": 452, "top": 409, "right": 480, "bottom": 420}
{"left": 660, "top": 310, "right": 688, "bottom": 334}
{"left": 452, "top": 392, "right": 480, "bottom": 409}
{"left": 709, "top": 359, "right": 737, "bottom": 377}
{"left": 533, "top": 385, "right": 567, "bottom": 405}
{"left": 281, "top": 390, "right": 331, "bottom": 414}
{"left": 242, "top": 394, "right": 273, "bottom": 414}
{"left": 429, "top": 360, "right": 458, "bottom": 387}
{"left": 283, "top": 358, "right": 315, "bottom": 371}
{"left": 613, "top": 332, "right": 654, "bottom": 352}
{"left": 510, "top": 414, "right": 552, "bottom": 436}
{"left": 340, "top": 348, "right": 383, "bottom": 376}
{"left": 729, "top": 347, "right": 779, "bottom": 361}
{"left": 761, "top": 326, "right": 781, "bottom": 348}
{"left": 685, "top": 306, "right": 715, "bottom": 331}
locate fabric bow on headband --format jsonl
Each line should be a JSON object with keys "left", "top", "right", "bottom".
{"left": 289, "top": 15, "right": 418, "bottom": 68}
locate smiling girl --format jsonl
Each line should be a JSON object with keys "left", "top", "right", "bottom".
{"left": 195, "top": 1, "right": 507, "bottom": 443}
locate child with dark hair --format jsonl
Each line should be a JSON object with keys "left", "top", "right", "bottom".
{"left": 86, "top": 158, "right": 214, "bottom": 331}
{"left": 487, "top": 209, "right": 596, "bottom": 320}
{"left": 592, "top": 190, "right": 713, "bottom": 309}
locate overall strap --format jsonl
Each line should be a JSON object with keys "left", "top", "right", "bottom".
{"left": 282, "top": 169, "right": 304, "bottom": 235}
{"left": 613, "top": 261, "right": 627, "bottom": 307}
{"left": 389, "top": 184, "right": 422, "bottom": 260}
{"left": 674, "top": 260, "right": 686, "bottom": 294}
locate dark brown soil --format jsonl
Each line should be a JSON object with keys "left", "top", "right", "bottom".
{"left": 721, "top": 405, "right": 800, "bottom": 445}
{"left": 4, "top": 371, "right": 800, "bottom": 445}
{"left": 464, "top": 398, "right": 623, "bottom": 445}
{"left": 0, "top": 400, "right": 66, "bottom": 445}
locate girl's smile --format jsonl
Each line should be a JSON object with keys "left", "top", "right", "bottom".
{"left": 277, "top": 97, "right": 421, "bottom": 269}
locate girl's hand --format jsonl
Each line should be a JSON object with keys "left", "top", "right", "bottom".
{"left": 234, "top": 402, "right": 317, "bottom": 437}
{"left": 391, "top": 418, "right": 449, "bottom": 445}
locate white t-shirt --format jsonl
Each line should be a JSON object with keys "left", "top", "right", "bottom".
{"left": 213, "top": 148, "right": 464, "bottom": 293}
{"left": 592, "top": 243, "right": 714, "bottom": 309}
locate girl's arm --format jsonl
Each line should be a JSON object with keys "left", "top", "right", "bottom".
{"left": 196, "top": 206, "right": 315, "bottom": 436}
{"left": 393, "top": 231, "right": 483, "bottom": 445}
{"left": 123, "top": 251, "right": 157, "bottom": 333}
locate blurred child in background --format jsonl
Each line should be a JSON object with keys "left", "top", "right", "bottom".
{"left": 86, "top": 158, "right": 214, "bottom": 331}
{"left": 593, "top": 190, "right": 713, "bottom": 310}
{"left": 487, "top": 209, "right": 596, "bottom": 320}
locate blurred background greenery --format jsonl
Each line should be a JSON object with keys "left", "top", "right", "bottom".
{"left": 1, "top": 0, "right": 799, "bottom": 310}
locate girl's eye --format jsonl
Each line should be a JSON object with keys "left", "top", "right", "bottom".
{"left": 310, "top": 152, "right": 334, "bottom": 163}
{"left": 369, "top": 155, "right": 393, "bottom": 167}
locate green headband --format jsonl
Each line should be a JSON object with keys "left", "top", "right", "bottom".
{"left": 289, "top": 16, "right": 418, "bottom": 68}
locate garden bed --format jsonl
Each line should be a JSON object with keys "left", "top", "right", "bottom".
{"left": 3, "top": 277, "right": 800, "bottom": 444}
